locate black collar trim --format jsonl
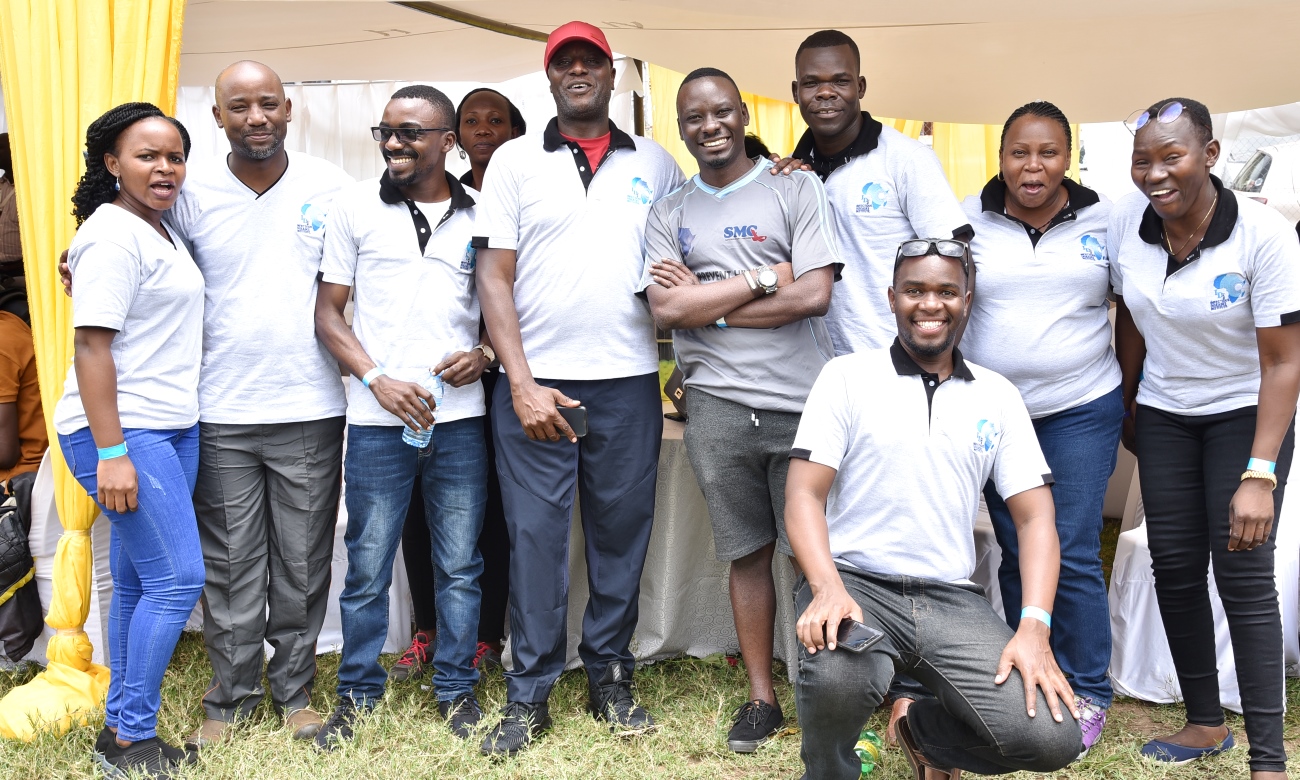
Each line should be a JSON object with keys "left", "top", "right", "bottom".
{"left": 541, "top": 118, "right": 637, "bottom": 153}
{"left": 378, "top": 170, "right": 476, "bottom": 211}
{"left": 889, "top": 338, "right": 975, "bottom": 381}
{"left": 979, "top": 176, "right": 1100, "bottom": 215}
{"left": 1136, "top": 174, "right": 1237, "bottom": 278}
{"left": 792, "top": 111, "right": 884, "bottom": 180}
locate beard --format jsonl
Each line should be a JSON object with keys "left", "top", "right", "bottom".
{"left": 899, "top": 323, "right": 956, "bottom": 360}
{"left": 233, "top": 133, "right": 283, "bottom": 161}
{"left": 553, "top": 85, "right": 612, "bottom": 124}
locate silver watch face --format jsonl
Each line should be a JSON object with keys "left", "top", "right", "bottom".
{"left": 757, "top": 268, "right": 779, "bottom": 289}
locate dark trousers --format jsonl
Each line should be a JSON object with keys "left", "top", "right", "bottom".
{"left": 1136, "top": 403, "right": 1295, "bottom": 773}
{"left": 492, "top": 372, "right": 661, "bottom": 703}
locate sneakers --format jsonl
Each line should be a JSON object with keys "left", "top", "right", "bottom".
{"left": 726, "top": 699, "right": 784, "bottom": 753}
{"left": 474, "top": 640, "right": 503, "bottom": 670}
{"left": 95, "top": 735, "right": 192, "bottom": 779}
{"left": 388, "top": 630, "right": 432, "bottom": 682}
{"left": 587, "top": 664, "right": 656, "bottom": 736}
{"left": 480, "top": 701, "right": 552, "bottom": 757}
{"left": 438, "top": 692, "right": 484, "bottom": 739}
{"left": 313, "top": 699, "right": 367, "bottom": 752}
{"left": 1075, "top": 697, "right": 1107, "bottom": 759}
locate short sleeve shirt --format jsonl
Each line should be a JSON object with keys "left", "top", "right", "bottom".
{"left": 0, "top": 311, "right": 45, "bottom": 481}
{"left": 1108, "top": 178, "right": 1300, "bottom": 415}
{"left": 638, "top": 158, "right": 841, "bottom": 411}
{"left": 166, "top": 151, "right": 352, "bottom": 424}
{"left": 790, "top": 343, "right": 1052, "bottom": 582}
{"left": 54, "top": 204, "right": 205, "bottom": 434}
{"left": 472, "top": 120, "right": 686, "bottom": 380}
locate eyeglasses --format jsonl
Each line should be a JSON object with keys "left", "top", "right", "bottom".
{"left": 1125, "top": 101, "right": 1184, "bottom": 135}
{"left": 895, "top": 239, "right": 971, "bottom": 272}
{"left": 371, "top": 126, "right": 453, "bottom": 143}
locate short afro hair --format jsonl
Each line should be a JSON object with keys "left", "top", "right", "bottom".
{"left": 1141, "top": 97, "right": 1214, "bottom": 145}
{"left": 795, "top": 30, "right": 860, "bottom": 70}
{"left": 390, "top": 84, "right": 456, "bottom": 128}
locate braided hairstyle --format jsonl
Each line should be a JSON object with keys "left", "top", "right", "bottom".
{"left": 454, "top": 87, "right": 527, "bottom": 149}
{"left": 999, "top": 101, "right": 1072, "bottom": 155}
{"left": 72, "top": 102, "right": 191, "bottom": 226}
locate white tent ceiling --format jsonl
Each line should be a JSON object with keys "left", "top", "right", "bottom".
{"left": 181, "top": 0, "right": 1300, "bottom": 124}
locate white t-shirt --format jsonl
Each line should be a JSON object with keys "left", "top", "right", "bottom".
{"left": 167, "top": 151, "right": 352, "bottom": 424}
{"left": 790, "top": 344, "right": 1052, "bottom": 583}
{"left": 320, "top": 173, "right": 484, "bottom": 426}
{"left": 1109, "top": 181, "right": 1300, "bottom": 415}
{"left": 54, "top": 204, "right": 205, "bottom": 434}
{"left": 472, "top": 120, "right": 685, "bottom": 380}
{"left": 961, "top": 179, "right": 1121, "bottom": 418}
{"left": 793, "top": 116, "right": 970, "bottom": 355}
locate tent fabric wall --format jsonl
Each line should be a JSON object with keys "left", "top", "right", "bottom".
{"left": 0, "top": 0, "right": 185, "bottom": 740}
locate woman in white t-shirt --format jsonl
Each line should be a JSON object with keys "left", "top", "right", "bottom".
{"left": 1112, "top": 97, "right": 1300, "bottom": 777}
{"left": 53, "top": 103, "right": 205, "bottom": 779}
{"left": 960, "top": 101, "right": 1121, "bottom": 756}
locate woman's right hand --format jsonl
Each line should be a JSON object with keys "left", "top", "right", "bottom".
{"left": 1121, "top": 399, "right": 1138, "bottom": 455}
{"left": 97, "top": 456, "right": 139, "bottom": 513}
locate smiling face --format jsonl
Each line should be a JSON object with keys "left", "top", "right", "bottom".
{"left": 458, "top": 91, "right": 520, "bottom": 169}
{"left": 213, "top": 62, "right": 290, "bottom": 162}
{"left": 1131, "top": 115, "right": 1220, "bottom": 222}
{"left": 103, "top": 116, "right": 186, "bottom": 219}
{"left": 677, "top": 77, "right": 750, "bottom": 174}
{"left": 888, "top": 253, "right": 970, "bottom": 361}
{"left": 1000, "top": 115, "right": 1070, "bottom": 212}
{"left": 792, "top": 45, "right": 866, "bottom": 145}
{"left": 547, "top": 41, "right": 615, "bottom": 124}
{"left": 378, "top": 98, "right": 454, "bottom": 188}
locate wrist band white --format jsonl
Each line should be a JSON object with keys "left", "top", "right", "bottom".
{"left": 1248, "top": 458, "right": 1276, "bottom": 474}
{"left": 715, "top": 317, "right": 728, "bottom": 329}
{"left": 1021, "top": 606, "right": 1051, "bottom": 628}
{"left": 361, "top": 367, "right": 386, "bottom": 388}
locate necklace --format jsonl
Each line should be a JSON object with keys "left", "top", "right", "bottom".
{"left": 1163, "top": 191, "right": 1218, "bottom": 259}
{"left": 1006, "top": 186, "right": 1068, "bottom": 233}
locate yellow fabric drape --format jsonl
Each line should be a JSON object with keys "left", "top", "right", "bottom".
{"left": 932, "top": 122, "right": 1083, "bottom": 201}
{"left": 0, "top": 0, "right": 185, "bottom": 741}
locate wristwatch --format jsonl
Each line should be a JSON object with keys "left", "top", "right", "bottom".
{"left": 473, "top": 343, "right": 496, "bottom": 363}
{"left": 755, "top": 266, "right": 779, "bottom": 295}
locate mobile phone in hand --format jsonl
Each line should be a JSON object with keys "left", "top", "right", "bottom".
{"left": 557, "top": 405, "right": 588, "bottom": 438}
{"left": 836, "top": 619, "right": 885, "bottom": 653}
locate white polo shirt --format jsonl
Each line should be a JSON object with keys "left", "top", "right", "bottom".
{"left": 790, "top": 343, "right": 1052, "bottom": 583}
{"left": 167, "top": 151, "right": 352, "bottom": 425}
{"left": 320, "top": 172, "right": 484, "bottom": 426}
{"left": 473, "top": 119, "right": 685, "bottom": 380}
{"left": 793, "top": 114, "right": 970, "bottom": 356}
{"left": 961, "top": 178, "right": 1121, "bottom": 418}
{"left": 1109, "top": 178, "right": 1300, "bottom": 415}
{"left": 54, "top": 204, "right": 205, "bottom": 434}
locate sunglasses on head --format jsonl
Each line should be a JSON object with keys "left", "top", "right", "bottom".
{"left": 1125, "top": 101, "right": 1184, "bottom": 135}
{"left": 895, "top": 238, "right": 971, "bottom": 273}
{"left": 371, "top": 126, "right": 453, "bottom": 144}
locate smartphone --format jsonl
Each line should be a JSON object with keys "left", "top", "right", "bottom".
{"left": 835, "top": 620, "right": 885, "bottom": 653}
{"left": 557, "top": 405, "right": 588, "bottom": 438}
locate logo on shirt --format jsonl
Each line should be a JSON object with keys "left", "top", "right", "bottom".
{"left": 461, "top": 241, "right": 477, "bottom": 271}
{"left": 1079, "top": 234, "right": 1106, "bottom": 264}
{"left": 627, "top": 177, "right": 654, "bottom": 204}
{"left": 298, "top": 202, "right": 327, "bottom": 234}
{"left": 1210, "top": 273, "right": 1249, "bottom": 311}
{"left": 856, "top": 182, "right": 891, "bottom": 214}
{"left": 973, "top": 419, "right": 1000, "bottom": 453}
{"left": 723, "top": 225, "right": 767, "bottom": 242}
{"left": 678, "top": 227, "right": 696, "bottom": 257}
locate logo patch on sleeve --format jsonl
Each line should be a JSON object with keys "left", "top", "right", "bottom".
{"left": 677, "top": 227, "right": 696, "bottom": 257}
{"left": 973, "top": 419, "right": 1000, "bottom": 453}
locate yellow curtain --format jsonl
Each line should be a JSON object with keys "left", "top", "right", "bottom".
{"left": 932, "top": 122, "right": 1083, "bottom": 201}
{"left": 0, "top": 0, "right": 185, "bottom": 741}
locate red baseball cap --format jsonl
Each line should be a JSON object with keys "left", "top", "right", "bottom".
{"left": 543, "top": 21, "right": 612, "bottom": 68}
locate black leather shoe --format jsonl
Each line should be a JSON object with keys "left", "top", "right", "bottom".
{"left": 726, "top": 699, "right": 784, "bottom": 752}
{"left": 480, "top": 701, "right": 552, "bottom": 757}
{"left": 588, "top": 664, "right": 656, "bottom": 736}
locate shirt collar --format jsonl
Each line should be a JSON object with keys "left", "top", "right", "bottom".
{"left": 542, "top": 117, "right": 637, "bottom": 153}
{"left": 979, "top": 175, "right": 1100, "bottom": 215}
{"left": 792, "top": 111, "right": 884, "bottom": 180}
{"left": 378, "top": 170, "right": 476, "bottom": 211}
{"left": 889, "top": 338, "right": 975, "bottom": 381}
{"left": 1137, "top": 173, "right": 1237, "bottom": 250}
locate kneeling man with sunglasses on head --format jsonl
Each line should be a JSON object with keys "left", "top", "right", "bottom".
{"left": 785, "top": 239, "right": 1082, "bottom": 780}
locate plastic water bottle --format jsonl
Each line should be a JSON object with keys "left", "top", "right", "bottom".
{"left": 401, "top": 371, "right": 444, "bottom": 448}
{"left": 855, "top": 729, "right": 883, "bottom": 776}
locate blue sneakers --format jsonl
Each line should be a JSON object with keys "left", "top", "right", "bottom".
{"left": 1140, "top": 730, "right": 1235, "bottom": 764}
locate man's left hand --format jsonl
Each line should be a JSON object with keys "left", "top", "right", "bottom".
{"left": 994, "top": 620, "right": 1078, "bottom": 722}
{"left": 434, "top": 350, "right": 489, "bottom": 388}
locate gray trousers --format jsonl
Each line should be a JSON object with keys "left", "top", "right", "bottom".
{"left": 795, "top": 567, "right": 1082, "bottom": 779}
{"left": 193, "top": 417, "right": 344, "bottom": 720}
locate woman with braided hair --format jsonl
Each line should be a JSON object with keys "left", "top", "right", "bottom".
{"left": 51, "top": 102, "right": 205, "bottom": 779}
{"left": 958, "top": 100, "right": 1120, "bottom": 758}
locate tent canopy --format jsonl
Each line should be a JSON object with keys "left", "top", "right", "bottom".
{"left": 181, "top": 0, "right": 1300, "bottom": 124}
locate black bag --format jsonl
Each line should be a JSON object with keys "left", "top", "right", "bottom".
{"left": 0, "top": 471, "right": 42, "bottom": 662}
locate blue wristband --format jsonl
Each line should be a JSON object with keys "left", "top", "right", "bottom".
{"left": 97, "top": 442, "right": 128, "bottom": 461}
{"left": 361, "top": 367, "right": 386, "bottom": 388}
{"left": 1247, "top": 458, "right": 1276, "bottom": 474}
{"left": 1020, "top": 606, "right": 1051, "bottom": 629}
{"left": 715, "top": 317, "right": 728, "bottom": 329}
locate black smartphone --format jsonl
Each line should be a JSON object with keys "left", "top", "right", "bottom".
{"left": 835, "top": 620, "right": 885, "bottom": 653}
{"left": 557, "top": 405, "right": 588, "bottom": 438}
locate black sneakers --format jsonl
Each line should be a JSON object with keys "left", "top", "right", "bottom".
{"left": 438, "top": 692, "right": 484, "bottom": 739}
{"left": 588, "top": 664, "right": 656, "bottom": 736}
{"left": 94, "top": 733, "right": 192, "bottom": 779}
{"left": 480, "top": 701, "right": 552, "bottom": 757}
{"left": 727, "top": 699, "right": 784, "bottom": 753}
{"left": 313, "top": 699, "right": 367, "bottom": 752}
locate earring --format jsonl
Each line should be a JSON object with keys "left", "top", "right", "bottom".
{"left": 114, "top": 176, "right": 120, "bottom": 191}
{"left": 997, "top": 171, "right": 1004, "bottom": 182}
{"left": 458, "top": 148, "right": 467, "bottom": 160}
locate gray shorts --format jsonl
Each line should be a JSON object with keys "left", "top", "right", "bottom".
{"left": 682, "top": 387, "right": 801, "bottom": 562}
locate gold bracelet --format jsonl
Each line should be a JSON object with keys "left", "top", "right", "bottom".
{"left": 1241, "top": 470, "right": 1279, "bottom": 490}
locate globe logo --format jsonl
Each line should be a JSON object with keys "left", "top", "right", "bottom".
{"left": 627, "top": 177, "right": 654, "bottom": 204}
{"left": 973, "top": 419, "right": 999, "bottom": 453}
{"left": 856, "top": 182, "right": 890, "bottom": 214}
{"left": 1079, "top": 234, "right": 1106, "bottom": 264}
{"left": 298, "top": 202, "right": 327, "bottom": 234}
{"left": 678, "top": 227, "right": 696, "bottom": 257}
{"left": 461, "top": 241, "right": 477, "bottom": 271}
{"left": 1210, "top": 272, "right": 1248, "bottom": 311}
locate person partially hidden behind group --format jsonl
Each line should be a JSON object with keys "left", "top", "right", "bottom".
{"left": 56, "top": 103, "right": 205, "bottom": 779}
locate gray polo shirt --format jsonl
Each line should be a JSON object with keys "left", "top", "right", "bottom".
{"left": 638, "top": 158, "right": 841, "bottom": 412}
{"left": 791, "top": 343, "right": 1052, "bottom": 583}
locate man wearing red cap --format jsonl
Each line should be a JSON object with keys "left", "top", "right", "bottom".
{"left": 474, "top": 21, "right": 685, "bottom": 756}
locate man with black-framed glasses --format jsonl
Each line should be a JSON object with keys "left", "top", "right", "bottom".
{"left": 312, "top": 84, "right": 493, "bottom": 749}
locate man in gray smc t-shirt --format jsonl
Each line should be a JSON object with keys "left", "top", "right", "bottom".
{"left": 639, "top": 67, "right": 840, "bottom": 754}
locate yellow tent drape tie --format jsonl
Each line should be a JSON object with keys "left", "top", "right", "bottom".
{"left": 0, "top": 567, "right": 33, "bottom": 607}
{"left": 61, "top": 529, "right": 90, "bottom": 537}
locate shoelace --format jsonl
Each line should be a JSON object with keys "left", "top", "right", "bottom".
{"left": 324, "top": 702, "right": 356, "bottom": 730}
{"left": 736, "top": 700, "right": 772, "bottom": 727}
{"left": 397, "top": 634, "right": 430, "bottom": 666}
{"left": 601, "top": 681, "right": 637, "bottom": 716}
{"left": 497, "top": 702, "right": 538, "bottom": 738}
{"left": 473, "top": 642, "right": 493, "bottom": 667}
{"left": 450, "top": 693, "right": 481, "bottom": 716}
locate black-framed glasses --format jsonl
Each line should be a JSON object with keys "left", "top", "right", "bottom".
{"left": 895, "top": 238, "right": 971, "bottom": 271}
{"left": 371, "top": 126, "right": 453, "bottom": 143}
{"left": 1125, "top": 101, "right": 1184, "bottom": 135}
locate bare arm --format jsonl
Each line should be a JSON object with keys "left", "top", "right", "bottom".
{"left": 73, "top": 327, "right": 137, "bottom": 513}
{"left": 0, "top": 402, "right": 18, "bottom": 471}
{"left": 646, "top": 261, "right": 832, "bottom": 330}
{"left": 785, "top": 457, "right": 863, "bottom": 653}
{"left": 1114, "top": 296, "right": 1146, "bottom": 453}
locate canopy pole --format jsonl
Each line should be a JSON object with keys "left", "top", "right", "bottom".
{"left": 390, "top": 2, "right": 548, "bottom": 42}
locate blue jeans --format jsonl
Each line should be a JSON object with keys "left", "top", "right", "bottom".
{"left": 58, "top": 425, "right": 203, "bottom": 742}
{"left": 336, "top": 419, "right": 486, "bottom": 703}
{"left": 983, "top": 385, "right": 1122, "bottom": 707}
